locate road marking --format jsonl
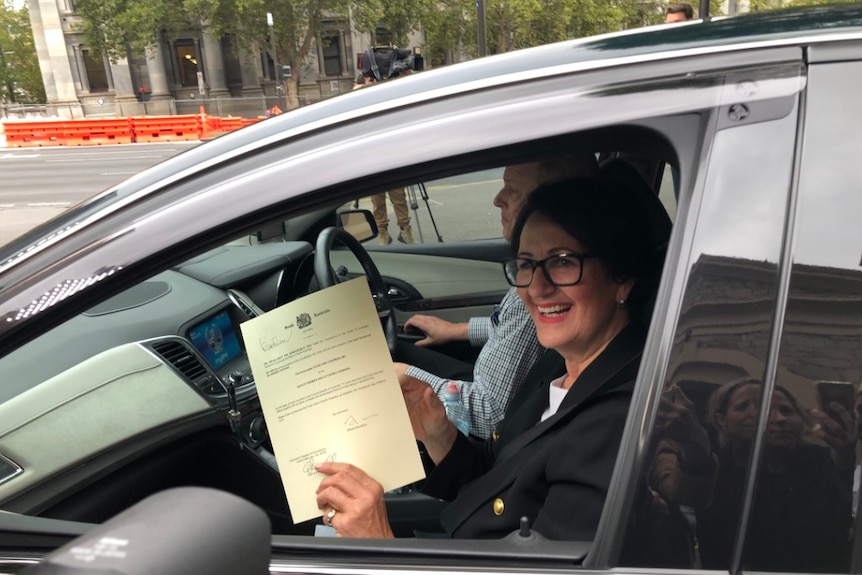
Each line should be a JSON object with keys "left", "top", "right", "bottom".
{"left": 100, "top": 172, "right": 138, "bottom": 176}
{"left": 27, "top": 202, "right": 71, "bottom": 207}
{"left": 0, "top": 153, "right": 42, "bottom": 159}
{"left": 46, "top": 155, "right": 164, "bottom": 163}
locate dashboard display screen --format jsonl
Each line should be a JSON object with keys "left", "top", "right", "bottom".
{"left": 188, "top": 310, "right": 242, "bottom": 370}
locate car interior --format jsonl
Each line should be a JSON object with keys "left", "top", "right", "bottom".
{"left": 0, "top": 126, "right": 679, "bottom": 542}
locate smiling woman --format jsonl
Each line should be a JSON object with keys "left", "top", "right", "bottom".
{"left": 313, "top": 176, "right": 671, "bottom": 540}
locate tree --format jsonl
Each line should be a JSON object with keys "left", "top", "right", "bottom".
{"left": 73, "top": 0, "right": 390, "bottom": 109}
{"left": 478, "top": 0, "right": 655, "bottom": 55}
{"left": 0, "top": 0, "right": 45, "bottom": 104}
{"left": 372, "top": 0, "right": 436, "bottom": 47}
{"left": 73, "top": 0, "right": 196, "bottom": 64}
{"left": 189, "top": 0, "right": 386, "bottom": 109}
{"left": 421, "top": 0, "right": 476, "bottom": 64}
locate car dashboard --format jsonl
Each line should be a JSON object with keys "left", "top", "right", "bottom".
{"left": 0, "top": 241, "right": 324, "bottom": 531}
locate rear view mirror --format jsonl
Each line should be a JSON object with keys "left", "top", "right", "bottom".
{"left": 338, "top": 209, "right": 378, "bottom": 243}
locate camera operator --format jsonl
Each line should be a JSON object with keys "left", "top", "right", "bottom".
{"left": 353, "top": 47, "right": 418, "bottom": 244}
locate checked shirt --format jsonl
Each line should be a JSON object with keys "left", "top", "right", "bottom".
{"left": 406, "top": 287, "right": 544, "bottom": 438}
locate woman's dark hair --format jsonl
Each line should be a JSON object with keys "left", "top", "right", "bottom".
{"left": 510, "top": 176, "right": 669, "bottom": 317}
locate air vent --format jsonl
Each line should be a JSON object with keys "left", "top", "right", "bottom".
{"left": 150, "top": 339, "right": 223, "bottom": 395}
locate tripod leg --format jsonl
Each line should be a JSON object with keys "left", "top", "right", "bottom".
{"left": 406, "top": 185, "right": 424, "bottom": 243}
{"left": 418, "top": 182, "right": 443, "bottom": 242}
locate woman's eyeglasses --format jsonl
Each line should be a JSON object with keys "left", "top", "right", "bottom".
{"left": 502, "top": 253, "right": 594, "bottom": 287}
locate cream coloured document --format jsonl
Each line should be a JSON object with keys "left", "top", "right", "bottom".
{"left": 240, "top": 277, "right": 425, "bottom": 524}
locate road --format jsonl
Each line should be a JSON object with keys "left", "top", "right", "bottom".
{"left": 0, "top": 144, "right": 504, "bottom": 247}
{"left": 0, "top": 143, "right": 201, "bottom": 246}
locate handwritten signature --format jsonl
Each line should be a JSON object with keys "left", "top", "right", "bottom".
{"left": 259, "top": 333, "right": 289, "bottom": 351}
{"left": 303, "top": 452, "right": 338, "bottom": 476}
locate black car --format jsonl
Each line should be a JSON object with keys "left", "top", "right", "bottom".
{"left": 1, "top": 5, "right": 862, "bottom": 574}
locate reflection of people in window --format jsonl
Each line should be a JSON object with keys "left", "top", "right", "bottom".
{"left": 624, "top": 384, "right": 716, "bottom": 568}
{"left": 851, "top": 385, "right": 862, "bottom": 517}
{"left": 697, "top": 378, "right": 852, "bottom": 572}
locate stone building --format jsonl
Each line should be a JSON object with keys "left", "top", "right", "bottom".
{"left": 666, "top": 253, "right": 862, "bottom": 418}
{"left": 25, "top": 0, "right": 422, "bottom": 118}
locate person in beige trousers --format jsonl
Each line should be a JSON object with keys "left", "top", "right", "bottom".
{"left": 353, "top": 75, "right": 415, "bottom": 244}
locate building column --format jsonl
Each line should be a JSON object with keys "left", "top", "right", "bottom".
{"left": 29, "top": 0, "right": 82, "bottom": 116}
{"left": 27, "top": 0, "right": 56, "bottom": 102}
{"left": 71, "top": 43, "right": 86, "bottom": 91}
{"left": 109, "top": 57, "right": 135, "bottom": 99}
{"left": 238, "top": 43, "right": 264, "bottom": 96}
{"left": 201, "top": 31, "right": 229, "bottom": 97}
{"left": 146, "top": 42, "right": 171, "bottom": 98}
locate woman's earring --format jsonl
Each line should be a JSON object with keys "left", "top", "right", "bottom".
{"left": 618, "top": 299, "right": 626, "bottom": 307}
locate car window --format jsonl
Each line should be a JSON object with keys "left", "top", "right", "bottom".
{"left": 353, "top": 168, "right": 506, "bottom": 246}
{"left": 618, "top": 66, "right": 803, "bottom": 569}
{"left": 750, "top": 60, "right": 862, "bottom": 574}
{"left": 0, "top": 133, "right": 675, "bottom": 535}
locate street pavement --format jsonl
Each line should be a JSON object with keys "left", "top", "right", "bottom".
{"left": 0, "top": 205, "right": 67, "bottom": 247}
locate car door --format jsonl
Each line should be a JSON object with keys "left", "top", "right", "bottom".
{"left": 605, "top": 40, "right": 862, "bottom": 575}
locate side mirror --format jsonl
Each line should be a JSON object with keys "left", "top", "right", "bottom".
{"left": 338, "top": 209, "right": 378, "bottom": 243}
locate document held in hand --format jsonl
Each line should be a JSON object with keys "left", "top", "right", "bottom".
{"left": 240, "top": 277, "right": 425, "bottom": 524}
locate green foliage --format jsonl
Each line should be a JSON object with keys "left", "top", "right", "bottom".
{"left": 476, "top": 0, "right": 666, "bottom": 54}
{"left": 745, "top": 0, "right": 859, "bottom": 11}
{"left": 33, "top": 0, "right": 852, "bottom": 105}
{"left": 370, "top": 0, "right": 435, "bottom": 47}
{"left": 421, "top": 0, "right": 476, "bottom": 63}
{"left": 0, "top": 0, "right": 46, "bottom": 103}
{"left": 75, "top": 0, "right": 195, "bottom": 62}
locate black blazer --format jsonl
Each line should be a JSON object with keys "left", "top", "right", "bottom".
{"left": 422, "top": 321, "right": 646, "bottom": 540}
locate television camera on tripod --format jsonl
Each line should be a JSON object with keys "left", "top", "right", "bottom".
{"left": 353, "top": 46, "right": 442, "bottom": 243}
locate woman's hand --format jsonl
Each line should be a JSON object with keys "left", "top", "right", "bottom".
{"left": 315, "top": 462, "right": 394, "bottom": 538}
{"left": 402, "top": 315, "right": 468, "bottom": 347}
{"left": 811, "top": 403, "right": 856, "bottom": 471}
{"left": 400, "top": 374, "right": 458, "bottom": 463}
{"left": 653, "top": 385, "right": 712, "bottom": 471}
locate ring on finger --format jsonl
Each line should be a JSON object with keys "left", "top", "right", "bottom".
{"left": 325, "top": 508, "right": 337, "bottom": 526}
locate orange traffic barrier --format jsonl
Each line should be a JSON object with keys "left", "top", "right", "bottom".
{"left": 4, "top": 120, "right": 68, "bottom": 147}
{"left": 219, "top": 117, "right": 244, "bottom": 132}
{"left": 131, "top": 115, "right": 203, "bottom": 143}
{"left": 3, "top": 113, "right": 265, "bottom": 147}
{"left": 63, "top": 118, "right": 133, "bottom": 146}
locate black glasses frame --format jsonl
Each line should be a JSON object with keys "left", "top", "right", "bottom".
{"left": 501, "top": 253, "right": 594, "bottom": 288}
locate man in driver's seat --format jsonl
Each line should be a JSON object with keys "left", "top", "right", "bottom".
{"left": 394, "top": 154, "right": 598, "bottom": 437}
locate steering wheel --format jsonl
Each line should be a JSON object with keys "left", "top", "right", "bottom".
{"left": 314, "top": 227, "right": 398, "bottom": 354}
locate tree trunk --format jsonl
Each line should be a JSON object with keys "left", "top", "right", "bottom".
{"left": 285, "top": 76, "right": 300, "bottom": 110}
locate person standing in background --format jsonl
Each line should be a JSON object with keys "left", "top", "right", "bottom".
{"left": 352, "top": 74, "right": 415, "bottom": 245}
{"left": 371, "top": 190, "right": 414, "bottom": 244}
{"left": 665, "top": 2, "right": 694, "bottom": 22}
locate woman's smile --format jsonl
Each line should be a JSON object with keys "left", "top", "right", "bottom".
{"left": 535, "top": 303, "right": 573, "bottom": 322}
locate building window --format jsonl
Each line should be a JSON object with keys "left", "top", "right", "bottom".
{"left": 82, "top": 49, "right": 108, "bottom": 92}
{"left": 320, "top": 34, "right": 342, "bottom": 77}
{"left": 174, "top": 41, "right": 199, "bottom": 87}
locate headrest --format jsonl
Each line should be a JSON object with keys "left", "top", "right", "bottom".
{"left": 598, "top": 158, "right": 672, "bottom": 253}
